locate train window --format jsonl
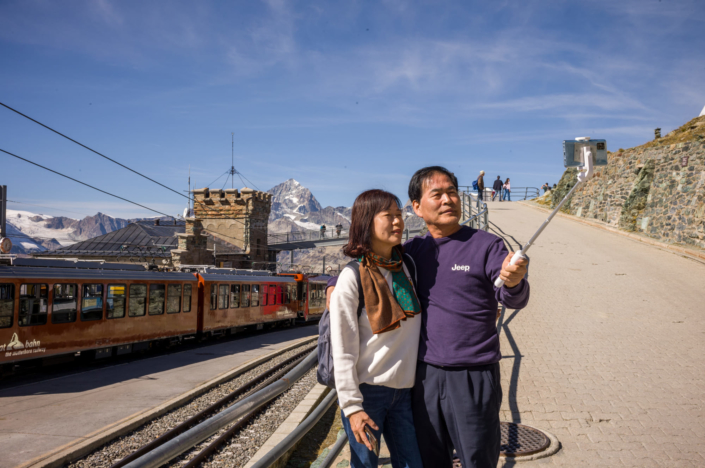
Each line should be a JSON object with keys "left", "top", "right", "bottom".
{"left": 183, "top": 284, "right": 192, "bottom": 313}
{"left": 261, "top": 284, "right": 267, "bottom": 306}
{"left": 279, "top": 286, "right": 285, "bottom": 305}
{"left": 81, "top": 284, "right": 104, "bottom": 321}
{"left": 251, "top": 285, "right": 259, "bottom": 307}
{"left": 269, "top": 285, "right": 275, "bottom": 305}
{"left": 230, "top": 285, "right": 239, "bottom": 308}
{"left": 167, "top": 284, "right": 182, "bottom": 314}
{"left": 19, "top": 284, "right": 48, "bottom": 326}
{"left": 129, "top": 285, "right": 147, "bottom": 317}
{"left": 241, "top": 284, "right": 250, "bottom": 307}
{"left": 149, "top": 284, "right": 166, "bottom": 315}
{"left": 210, "top": 284, "right": 217, "bottom": 310}
{"left": 0, "top": 284, "right": 14, "bottom": 328}
{"left": 52, "top": 284, "right": 77, "bottom": 324}
{"left": 107, "top": 284, "right": 126, "bottom": 319}
{"left": 286, "top": 284, "right": 292, "bottom": 303}
{"left": 218, "top": 285, "right": 229, "bottom": 309}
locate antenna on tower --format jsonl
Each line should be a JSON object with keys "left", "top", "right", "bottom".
{"left": 229, "top": 132, "right": 236, "bottom": 189}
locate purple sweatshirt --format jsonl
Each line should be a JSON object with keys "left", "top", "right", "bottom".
{"left": 404, "top": 226, "right": 530, "bottom": 367}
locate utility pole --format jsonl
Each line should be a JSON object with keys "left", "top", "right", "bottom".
{"left": 0, "top": 185, "right": 11, "bottom": 254}
{"left": 0, "top": 185, "right": 6, "bottom": 239}
{"left": 322, "top": 255, "right": 326, "bottom": 275}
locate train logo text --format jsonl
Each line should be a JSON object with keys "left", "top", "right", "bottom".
{"left": 2, "top": 333, "right": 46, "bottom": 357}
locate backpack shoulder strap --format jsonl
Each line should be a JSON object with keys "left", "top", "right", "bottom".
{"left": 402, "top": 253, "right": 417, "bottom": 288}
{"left": 343, "top": 260, "right": 365, "bottom": 318}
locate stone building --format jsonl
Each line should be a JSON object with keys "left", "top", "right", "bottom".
{"left": 550, "top": 116, "right": 705, "bottom": 250}
{"left": 192, "top": 187, "right": 273, "bottom": 264}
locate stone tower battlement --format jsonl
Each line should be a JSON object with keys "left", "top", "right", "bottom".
{"left": 192, "top": 187, "right": 272, "bottom": 261}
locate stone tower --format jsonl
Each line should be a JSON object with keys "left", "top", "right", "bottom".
{"left": 171, "top": 217, "right": 211, "bottom": 267}
{"left": 192, "top": 187, "right": 272, "bottom": 262}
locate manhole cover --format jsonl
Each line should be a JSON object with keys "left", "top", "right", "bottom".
{"left": 451, "top": 422, "right": 552, "bottom": 466}
{"left": 500, "top": 421, "right": 550, "bottom": 456}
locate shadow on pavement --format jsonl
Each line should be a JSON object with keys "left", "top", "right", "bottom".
{"left": 0, "top": 327, "right": 317, "bottom": 398}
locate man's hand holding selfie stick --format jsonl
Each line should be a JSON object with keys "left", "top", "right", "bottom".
{"left": 349, "top": 410, "right": 380, "bottom": 453}
{"left": 494, "top": 137, "right": 606, "bottom": 289}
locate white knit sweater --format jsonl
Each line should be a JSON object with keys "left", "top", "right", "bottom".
{"left": 330, "top": 264, "right": 421, "bottom": 417}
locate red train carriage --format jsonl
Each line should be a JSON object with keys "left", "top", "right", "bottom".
{"left": 304, "top": 275, "right": 332, "bottom": 321}
{"left": 0, "top": 265, "right": 199, "bottom": 366}
{"left": 198, "top": 272, "right": 299, "bottom": 334}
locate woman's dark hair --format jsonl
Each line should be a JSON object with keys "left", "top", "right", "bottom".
{"left": 343, "top": 189, "right": 402, "bottom": 258}
{"left": 408, "top": 166, "right": 458, "bottom": 203}
{"left": 505, "top": 178, "right": 510, "bottom": 183}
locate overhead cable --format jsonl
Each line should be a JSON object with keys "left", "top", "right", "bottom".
{"left": 0, "top": 101, "right": 188, "bottom": 202}
{"left": 0, "top": 101, "right": 266, "bottom": 235}
{"left": 0, "top": 148, "right": 172, "bottom": 218}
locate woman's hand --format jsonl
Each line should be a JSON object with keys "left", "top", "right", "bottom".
{"left": 348, "top": 410, "right": 379, "bottom": 451}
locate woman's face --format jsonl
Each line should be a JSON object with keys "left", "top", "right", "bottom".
{"left": 370, "top": 202, "right": 404, "bottom": 249}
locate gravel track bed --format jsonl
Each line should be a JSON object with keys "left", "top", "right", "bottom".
{"left": 189, "top": 367, "right": 318, "bottom": 468}
{"left": 68, "top": 341, "right": 315, "bottom": 468}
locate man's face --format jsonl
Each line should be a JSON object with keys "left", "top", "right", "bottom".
{"left": 412, "top": 173, "right": 461, "bottom": 227}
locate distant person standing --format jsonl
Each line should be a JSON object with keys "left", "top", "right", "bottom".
{"left": 320, "top": 224, "right": 327, "bottom": 239}
{"left": 492, "top": 176, "right": 503, "bottom": 202}
{"left": 541, "top": 183, "right": 550, "bottom": 193}
{"left": 335, "top": 223, "right": 343, "bottom": 238}
{"left": 477, "top": 171, "right": 485, "bottom": 201}
{"left": 502, "top": 178, "right": 511, "bottom": 201}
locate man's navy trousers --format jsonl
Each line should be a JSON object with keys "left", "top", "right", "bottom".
{"left": 412, "top": 361, "right": 502, "bottom": 468}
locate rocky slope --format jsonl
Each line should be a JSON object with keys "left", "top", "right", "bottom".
{"left": 540, "top": 115, "right": 705, "bottom": 250}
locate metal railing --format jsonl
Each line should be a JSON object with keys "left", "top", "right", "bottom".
{"left": 459, "top": 185, "right": 540, "bottom": 202}
{"left": 268, "top": 229, "right": 349, "bottom": 245}
{"left": 460, "top": 189, "right": 489, "bottom": 231}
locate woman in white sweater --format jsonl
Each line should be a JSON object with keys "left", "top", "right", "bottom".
{"left": 330, "top": 189, "right": 423, "bottom": 468}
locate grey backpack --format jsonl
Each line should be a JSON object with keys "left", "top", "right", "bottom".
{"left": 316, "top": 255, "right": 417, "bottom": 388}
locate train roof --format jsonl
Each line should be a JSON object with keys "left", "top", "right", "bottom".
{"left": 7, "top": 258, "right": 149, "bottom": 271}
{"left": 199, "top": 273, "right": 296, "bottom": 283}
{"left": 0, "top": 266, "right": 198, "bottom": 282}
{"left": 308, "top": 275, "right": 335, "bottom": 283}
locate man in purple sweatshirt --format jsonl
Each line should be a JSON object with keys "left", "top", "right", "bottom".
{"left": 404, "top": 166, "right": 530, "bottom": 468}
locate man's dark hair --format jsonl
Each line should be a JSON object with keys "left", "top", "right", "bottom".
{"left": 343, "top": 189, "right": 402, "bottom": 258}
{"left": 408, "top": 166, "right": 458, "bottom": 203}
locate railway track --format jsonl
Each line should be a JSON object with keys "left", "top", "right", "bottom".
{"left": 68, "top": 342, "right": 319, "bottom": 468}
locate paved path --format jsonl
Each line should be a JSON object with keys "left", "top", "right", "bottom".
{"left": 0, "top": 327, "right": 317, "bottom": 468}
{"left": 489, "top": 201, "right": 705, "bottom": 467}
{"left": 329, "top": 201, "right": 705, "bottom": 467}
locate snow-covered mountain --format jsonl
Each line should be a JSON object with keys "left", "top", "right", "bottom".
{"left": 4, "top": 209, "right": 141, "bottom": 254}
{"left": 267, "top": 179, "right": 426, "bottom": 272}
{"left": 268, "top": 179, "right": 351, "bottom": 233}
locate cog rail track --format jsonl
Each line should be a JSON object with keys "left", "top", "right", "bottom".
{"left": 100, "top": 343, "right": 317, "bottom": 468}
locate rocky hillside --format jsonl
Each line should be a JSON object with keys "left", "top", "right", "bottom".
{"left": 542, "top": 115, "right": 705, "bottom": 250}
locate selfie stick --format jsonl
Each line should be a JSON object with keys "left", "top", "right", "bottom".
{"left": 494, "top": 137, "right": 596, "bottom": 288}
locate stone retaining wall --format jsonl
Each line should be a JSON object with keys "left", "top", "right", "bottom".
{"left": 555, "top": 133, "right": 705, "bottom": 250}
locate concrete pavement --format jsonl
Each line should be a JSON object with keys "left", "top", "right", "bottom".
{"left": 488, "top": 201, "right": 705, "bottom": 466}
{"left": 325, "top": 200, "right": 705, "bottom": 467}
{"left": 0, "top": 327, "right": 317, "bottom": 468}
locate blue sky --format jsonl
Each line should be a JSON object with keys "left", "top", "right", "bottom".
{"left": 1, "top": 0, "right": 704, "bottom": 218}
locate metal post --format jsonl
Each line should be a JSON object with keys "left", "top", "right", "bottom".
{"left": 0, "top": 185, "right": 6, "bottom": 239}
{"left": 322, "top": 256, "right": 326, "bottom": 274}
{"left": 290, "top": 250, "right": 293, "bottom": 270}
